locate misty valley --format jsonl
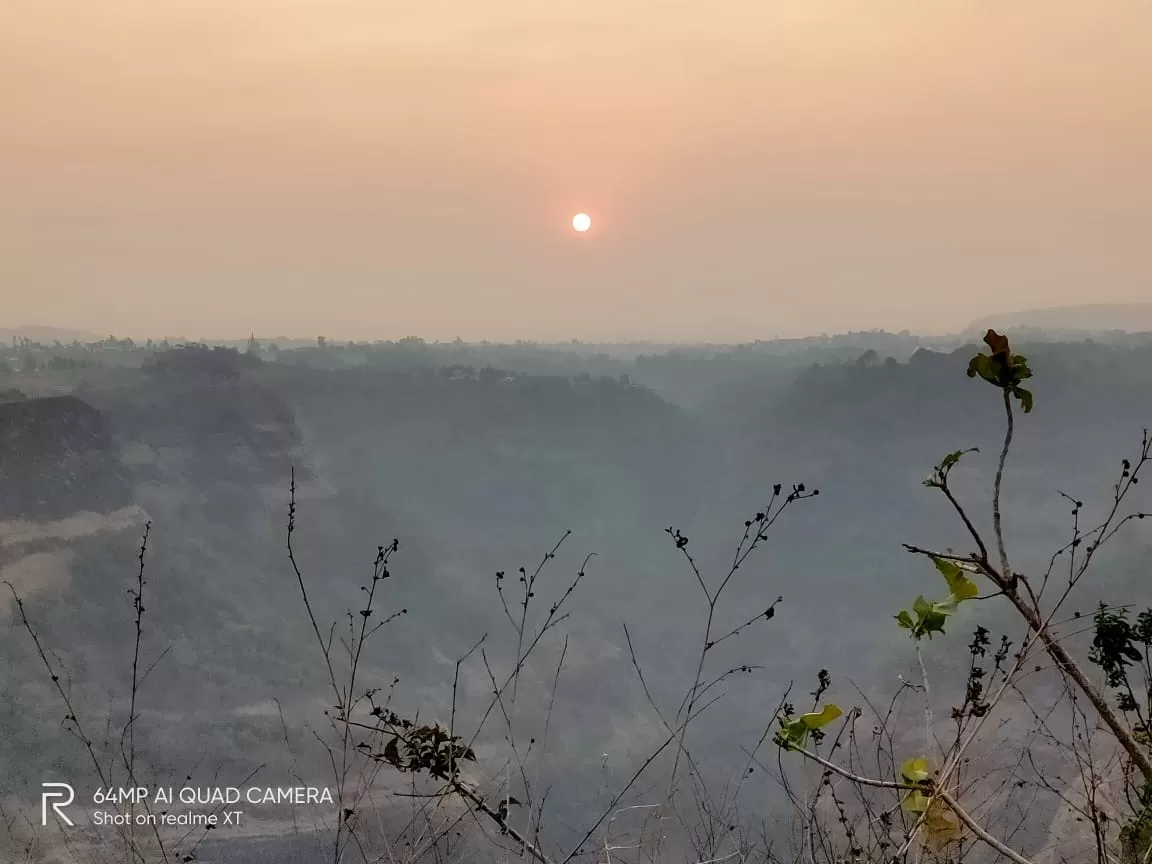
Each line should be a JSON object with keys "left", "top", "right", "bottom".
{"left": 6, "top": 0, "right": 1151, "bottom": 858}
{"left": 3, "top": 327, "right": 1152, "bottom": 863}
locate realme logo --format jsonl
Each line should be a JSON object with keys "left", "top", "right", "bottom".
{"left": 41, "top": 782, "right": 75, "bottom": 827}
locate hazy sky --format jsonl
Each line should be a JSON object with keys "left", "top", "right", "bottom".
{"left": 3, "top": 1, "right": 1150, "bottom": 342}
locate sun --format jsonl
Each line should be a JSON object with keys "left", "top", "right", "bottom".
{"left": 572, "top": 213, "right": 592, "bottom": 233}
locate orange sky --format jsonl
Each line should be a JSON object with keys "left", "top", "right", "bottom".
{"left": 2, "top": 1, "right": 1149, "bottom": 341}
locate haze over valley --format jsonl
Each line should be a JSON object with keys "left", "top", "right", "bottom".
{"left": 3, "top": 315, "right": 1152, "bottom": 861}
{"left": 4, "top": 0, "right": 1151, "bottom": 861}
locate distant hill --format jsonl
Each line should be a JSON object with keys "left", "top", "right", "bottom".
{"left": 967, "top": 303, "right": 1152, "bottom": 335}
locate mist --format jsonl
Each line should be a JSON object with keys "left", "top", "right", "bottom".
{"left": 4, "top": 1, "right": 1152, "bottom": 861}
{"left": 3, "top": 319, "right": 1152, "bottom": 862}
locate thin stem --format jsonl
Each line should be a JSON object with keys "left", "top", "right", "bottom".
{"left": 917, "top": 645, "right": 933, "bottom": 759}
{"left": 993, "top": 388, "right": 1014, "bottom": 579}
{"left": 126, "top": 521, "right": 151, "bottom": 858}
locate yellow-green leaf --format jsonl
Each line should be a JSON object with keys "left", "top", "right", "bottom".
{"left": 932, "top": 556, "right": 979, "bottom": 602}
{"left": 900, "top": 756, "right": 930, "bottom": 784}
{"left": 800, "top": 704, "right": 842, "bottom": 731}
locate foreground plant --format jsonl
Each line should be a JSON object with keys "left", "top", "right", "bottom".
{"left": 778, "top": 330, "right": 1152, "bottom": 863}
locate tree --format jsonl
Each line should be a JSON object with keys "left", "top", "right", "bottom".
{"left": 775, "top": 330, "right": 1152, "bottom": 863}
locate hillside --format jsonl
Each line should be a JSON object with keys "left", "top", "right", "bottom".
{"left": 2, "top": 337, "right": 1151, "bottom": 862}
{"left": 968, "top": 302, "right": 1152, "bottom": 335}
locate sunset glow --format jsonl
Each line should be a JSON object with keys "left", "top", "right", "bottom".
{"left": 1, "top": 1, "right": 1149, "bottom": 341}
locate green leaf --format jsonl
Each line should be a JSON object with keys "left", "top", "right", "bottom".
{"left": 775, "top": 719, "right": 805, "bottom": 749}
{"left": 966, "top": 354, "right": 996, "bottom": 384}
{"left": 899, "top": 596, "right": 948, "bottom": 639}
{"left": 924, "top": 448, "right": 979, "bottom": 488}
{"left": 934, "top": 599, "right": 960, "bottom": 619}
{"left": 898, "top": 764, "right": 961, "bottom": 851}
{"left": 900, "top": 756, "right": 930, "bottom": 783}
{"left": 932, "top": 556, "right": 979, "bottom": 602}
{"left": 799, "top": 704, "right": 842, "bottom": 731}
{"left": 1011, "top": 354, "right": 1033, "bottom": 380}
{"left": 1014, "top": 386, "right": 1034, "bottom": 413}
{"left": 967, "top": 330, "right": 1037, "bottom": 417}
{"left": 898, "top": 558, "right": 981, "bottom": 638}
{"left": 775, "top": 704, "right": 843, "bottom": 750}
{"left": 920, "top": 609, "right": 948, "bottom": 637}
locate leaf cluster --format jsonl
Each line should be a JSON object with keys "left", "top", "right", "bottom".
{"left": 899, "top": 757, "right": 961, "bottom": 851}
{"left": 1090, "top": 604, "right": 1152, "bottom": 689}
{"left": 378, "top": 722, "right": 477, "bottom": 780}
{"left": 966, "top": 328, "right": 1034, "bottom": 413}
{"left": 773, "top": 703, "right": 842, "bottom": 751}
{"left": 895, "top": 556, "right": 980, "bottom": 639}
